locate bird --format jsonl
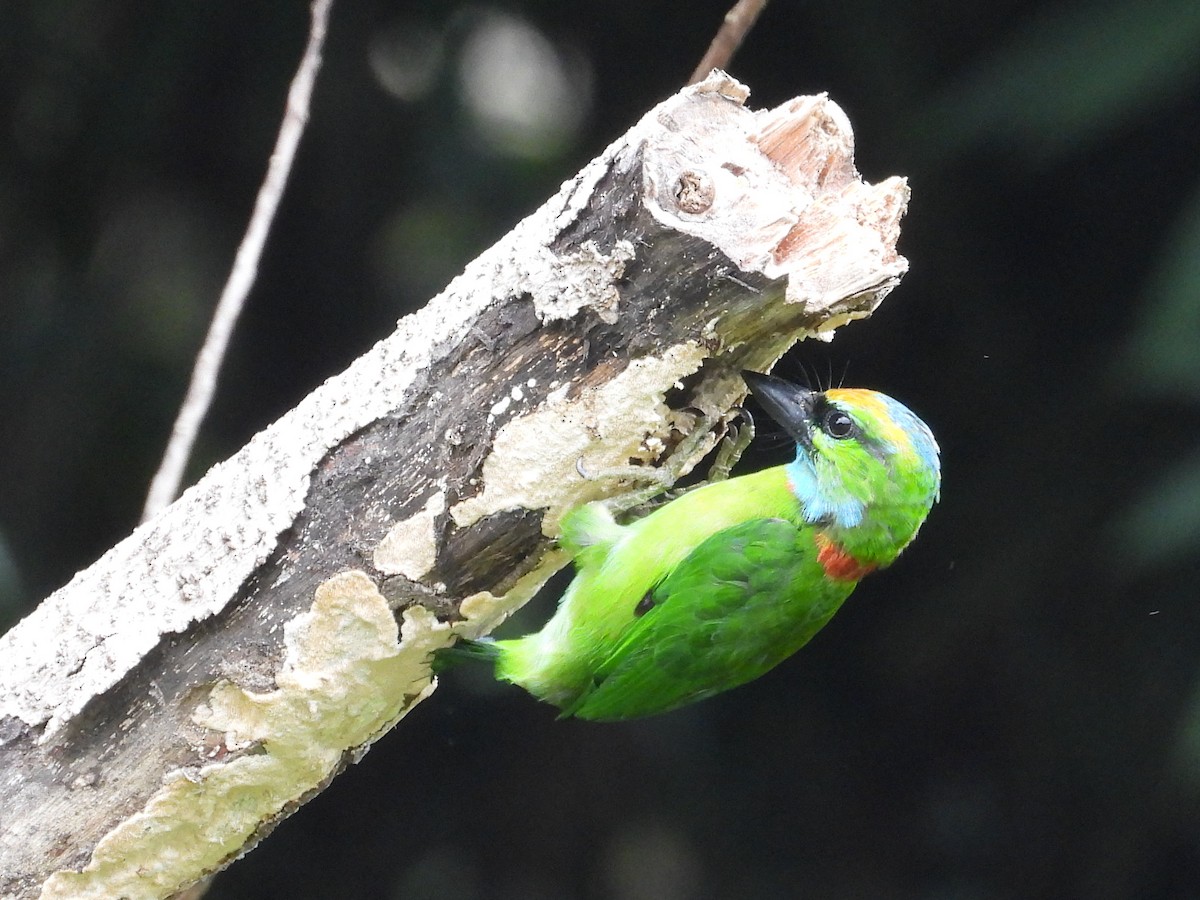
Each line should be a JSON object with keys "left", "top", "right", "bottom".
{"left": 439, "top": 370, "right": 941, "bottom": 721}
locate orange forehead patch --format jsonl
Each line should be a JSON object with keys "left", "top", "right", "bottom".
{"left": 825, "top": 388, "right": 914, "bottom": 454}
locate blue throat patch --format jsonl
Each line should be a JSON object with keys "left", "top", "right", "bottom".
{"left": 785, "top": 452, "right": 865, "bottom": 529}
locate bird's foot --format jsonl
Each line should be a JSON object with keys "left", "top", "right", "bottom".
{"left": 573, "top": 456, "right": 678, "bottom": 516}
{"left": 574, "top": 407, "right": 751, "bottom": 517}
{"left": 704, "top": 407, "right": 754, "bottom": 484}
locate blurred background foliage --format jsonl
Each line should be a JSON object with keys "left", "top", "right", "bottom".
{"left": 2, "top": 0, "right": 1199, "bottom": 897}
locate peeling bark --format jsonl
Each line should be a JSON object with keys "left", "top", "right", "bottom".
{"left": 0, "top": 72, "right": 909, "bottom": 899}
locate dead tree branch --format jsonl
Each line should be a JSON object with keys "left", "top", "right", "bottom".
{"left": 0, "top": 73, "right": 908, "bottom": 899}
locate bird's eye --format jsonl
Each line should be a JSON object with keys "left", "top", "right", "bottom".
{"left": 823, "top": 409, "right": 855, "bottom": 439}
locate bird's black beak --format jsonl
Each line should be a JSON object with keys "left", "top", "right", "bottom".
{"left": 742, "top": 371, "right": 815, "bottom": 450}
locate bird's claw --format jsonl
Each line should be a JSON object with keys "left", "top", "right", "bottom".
{"left": 573, "top": 405, "right": 755, "bottom": 517}
{"left": 707, "top": 407, "right": 755, "bottom": 483}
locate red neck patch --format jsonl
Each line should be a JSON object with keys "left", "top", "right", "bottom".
{"left": 814, "top": 533, "right": 876, "bottom": 583}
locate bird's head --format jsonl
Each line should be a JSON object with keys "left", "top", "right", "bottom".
{"left": 744, "top": 371, "right": 941, "bottom": 561}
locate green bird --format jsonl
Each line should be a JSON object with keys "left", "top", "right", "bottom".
{"left": 444, "top": 370, "right": 940, "bottom": 721}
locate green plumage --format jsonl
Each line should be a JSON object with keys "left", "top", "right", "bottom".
{"left": 448, "top": 373, "right": 941, "bottom": 721}
{"left": 559, "top": 515, "right": 852, "bottom": 720}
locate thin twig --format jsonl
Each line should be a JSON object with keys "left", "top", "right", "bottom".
{"left": 687, "top": 0, "right": 770, "bottom": 85}
{"left": 141, "top": 0, "right": 334, "bottom": 522}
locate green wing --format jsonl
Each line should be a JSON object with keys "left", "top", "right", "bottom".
{"left": 563, "top": 517, "right": 855, "bottom": 721}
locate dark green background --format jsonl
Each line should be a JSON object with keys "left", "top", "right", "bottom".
{"left": 3, "top": 1, "right": 1199, "bottom": 897}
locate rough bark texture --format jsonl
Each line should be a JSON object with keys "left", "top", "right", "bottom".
{"left": 0, "top": 72, "right": 909, "bottom": 899}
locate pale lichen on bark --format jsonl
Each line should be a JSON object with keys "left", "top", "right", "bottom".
{"left": 375, "top": 490, "right": 448, "bottom": 582}
{"left": 448, "top": 343, "right": 715, "bottom": 534}
{"left": 39, "top": 572, "right": 446, "bottom": 899}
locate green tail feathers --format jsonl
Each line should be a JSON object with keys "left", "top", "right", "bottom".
{"left": 432, "top": 637, "right": 501, "bottom": 673}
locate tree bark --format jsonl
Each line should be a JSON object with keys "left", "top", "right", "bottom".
{"left": 0, "top": 72, "right": 908, "bottom": 899}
